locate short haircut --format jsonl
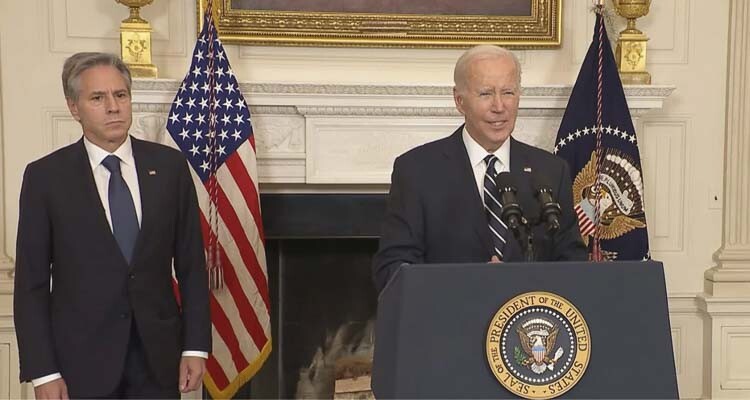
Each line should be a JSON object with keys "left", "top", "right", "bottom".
{"left": 453, "top": 45, "right": 522, "bottom": 91}
{"left": 62, "top": 52, "right": 132, "bottom": 101}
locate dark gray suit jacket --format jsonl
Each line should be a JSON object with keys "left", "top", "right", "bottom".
{"left": 14, "top": 137, "right": 211, "bottom": 396}
{"left": 373, "top": 126, "right": 588, "bottom": 292}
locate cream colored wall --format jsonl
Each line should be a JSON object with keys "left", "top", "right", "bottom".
{"left": 0, "top": 0, "right": 726, "bottom": 289}
{"left": 0, "top": 0, "right": 739, "bottom": 398}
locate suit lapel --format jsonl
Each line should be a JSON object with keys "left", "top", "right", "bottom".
{"left": 509, "top": 137, "right": 531, "bottom": 174}
{"left": 443, "top": 127, "right": 493, "bottom": 255}
{"left": 130, "top": 137, "right": 156, "bottom": 267}
{"left": 72, "top": 138, "right": 127, "bottom": 262}
{"left": 507, "top": 137, "right": 543, "bottom": 261}
{"left": 509, "top": 137, "right": 536, "bottom": 206}
{"left": 72, "top": 139, "right": 117, "bottom": 238}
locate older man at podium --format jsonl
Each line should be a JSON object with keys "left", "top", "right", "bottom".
{"left": 373, "top": 45, "right": 587, "bottom": 292}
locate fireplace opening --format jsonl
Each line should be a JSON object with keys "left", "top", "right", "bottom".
{"left": 236, "top": 194, "right": 386, "bottom": 399}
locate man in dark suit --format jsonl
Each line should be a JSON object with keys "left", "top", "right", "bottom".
{"left": 14, "top": 52, "right": 211, "bottom": 398}
{"left": 373, "top": 45, "right": 587, "bottom": 292}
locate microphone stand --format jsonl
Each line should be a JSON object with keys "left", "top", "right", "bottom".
{"left": 524, "top": 225, "right": 535, "bottom": 262}
{"left": 505, "top": 215, "right": 535, "bottom": 262}
{"left": 514, "top": 217, "right": 535, "bottom": 262}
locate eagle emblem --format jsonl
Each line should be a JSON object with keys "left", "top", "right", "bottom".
{"left": 572, "top": 149, "right": 647, "bottom": 259}
{"left": 486, "top": 292, "right": 591, "bottom": 399}
{"left": 515, "top": 318, "right": 565, "bottom": 374}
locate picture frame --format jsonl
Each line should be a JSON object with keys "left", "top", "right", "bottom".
{"left": 198, "top": 0, "right": 561, "bottom": 49}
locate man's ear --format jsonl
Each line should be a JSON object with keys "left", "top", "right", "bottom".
{"left": 66, "top": 98, "right": 80, "bottom": 122}
{"left": 453, "top": 87, "right": 465, "bottom": 115}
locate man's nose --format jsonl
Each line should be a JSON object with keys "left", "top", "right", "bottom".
{"left": 105, "top": 94, "right": 120, "bottom": 113}
{"left": 490, "top": 94, "right": 505, "bottom": 112}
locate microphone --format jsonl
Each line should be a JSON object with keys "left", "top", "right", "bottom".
{"left": 531, "top": 174, "right": 562, "bottom": 233}
{"left": 494, "top": 172, "right": 525, "bottom": 231}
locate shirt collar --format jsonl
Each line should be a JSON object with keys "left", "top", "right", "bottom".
{"left": 83, "top": 135, "right": 135, "bottom": 170}
{"left": 462, "top": 126, "right": 511, "bottom": 170}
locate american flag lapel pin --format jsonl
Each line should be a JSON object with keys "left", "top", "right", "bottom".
{"left": 148, "top": 170, "right": 157, "bottom": 176}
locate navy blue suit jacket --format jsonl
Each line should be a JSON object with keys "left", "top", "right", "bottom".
{"left": 14, "top": 137, "right": 211, "bottom": 396}
{"left": 373, "top": 126, "right": 588, "bottom": 292}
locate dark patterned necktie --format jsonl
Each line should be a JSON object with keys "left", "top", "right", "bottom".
{"left": 101, "top": 155, "right": 139, "bottom": 264}
{"left": 483, "top": 154, "right": 509, "bottom": 260}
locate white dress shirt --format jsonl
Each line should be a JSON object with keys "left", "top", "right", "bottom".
{"left": 84, "top": 135, "right": 143, "bottom": 229}
{"left": 462, "top": 127, "right": 511, "bottom": 202}
{"left": 32, "top": 136, "right": 207, "bottom": 388}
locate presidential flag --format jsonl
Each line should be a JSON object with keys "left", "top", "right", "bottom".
{"left": 165, "top": 1, "right": 271, "bottom": 397}
{"left": 554, "top": 9, "right": 650, "bottom": 261}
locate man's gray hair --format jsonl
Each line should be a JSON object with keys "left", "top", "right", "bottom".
{"left": 62, "top": 52, "right": 132, "bottom": 101}
{"left": 453, "top": 45, "right": 522, "bottom": 90}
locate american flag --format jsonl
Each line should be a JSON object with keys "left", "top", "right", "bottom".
{"left": 165, "top": 2, "right": 271, "bottom": 397}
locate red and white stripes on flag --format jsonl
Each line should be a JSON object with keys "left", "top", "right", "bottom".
{"left": 574, "top": 204, "right": 597, "bottom": 237}
{"left": 193, "top": 141, "right": 271, "bottom": 397}
{"left": 165, "top": 1, "right": 271, "bottom": 397}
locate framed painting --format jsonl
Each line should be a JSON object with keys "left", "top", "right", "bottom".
{"left": 198, "top": 0, "right": 561, "bottom": 49}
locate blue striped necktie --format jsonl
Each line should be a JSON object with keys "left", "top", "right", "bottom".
{"left": 483, "top": 155, "right": 509, "bottom": 260}
{"left": 101, "top": 155, "right": 139, "bottom": 264}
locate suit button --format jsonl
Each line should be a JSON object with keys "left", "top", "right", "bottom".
{"left": 120, "top": 312, "right": 129, "bottom": 319}
{"left": 129, "top": 272, "right": 136, "bottom": 279}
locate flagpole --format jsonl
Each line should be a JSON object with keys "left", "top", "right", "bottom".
{"left": 591, "top": 1, "right": 605, "bottom": 262}
{"left": 204, "top": 0, "right": 224, "bottom": 288}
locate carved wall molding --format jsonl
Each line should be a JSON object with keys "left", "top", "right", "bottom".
{"left": 134, "top": 80, "right": 674, "bottom": 104}
{"left": 296, "top": 106, "right": 457, "bottom": 117}
{"left": 130, "top": 80, "right": 674, "bottom": 187}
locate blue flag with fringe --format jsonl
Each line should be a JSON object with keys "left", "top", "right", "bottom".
{"left": 553, "top": 11, "right": 650, "bottom": 261}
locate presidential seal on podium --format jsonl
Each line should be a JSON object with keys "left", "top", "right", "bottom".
{"left": 486, "top": 292, "right": 591, "bottom": 399}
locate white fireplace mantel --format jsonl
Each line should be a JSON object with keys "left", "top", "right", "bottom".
{"left": 131, "top": 80, "right": 674, "bottom": 191}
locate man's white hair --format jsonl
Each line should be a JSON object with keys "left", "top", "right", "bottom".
{"left": 453, "top": 45, "right": 522, "bottom": 91}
